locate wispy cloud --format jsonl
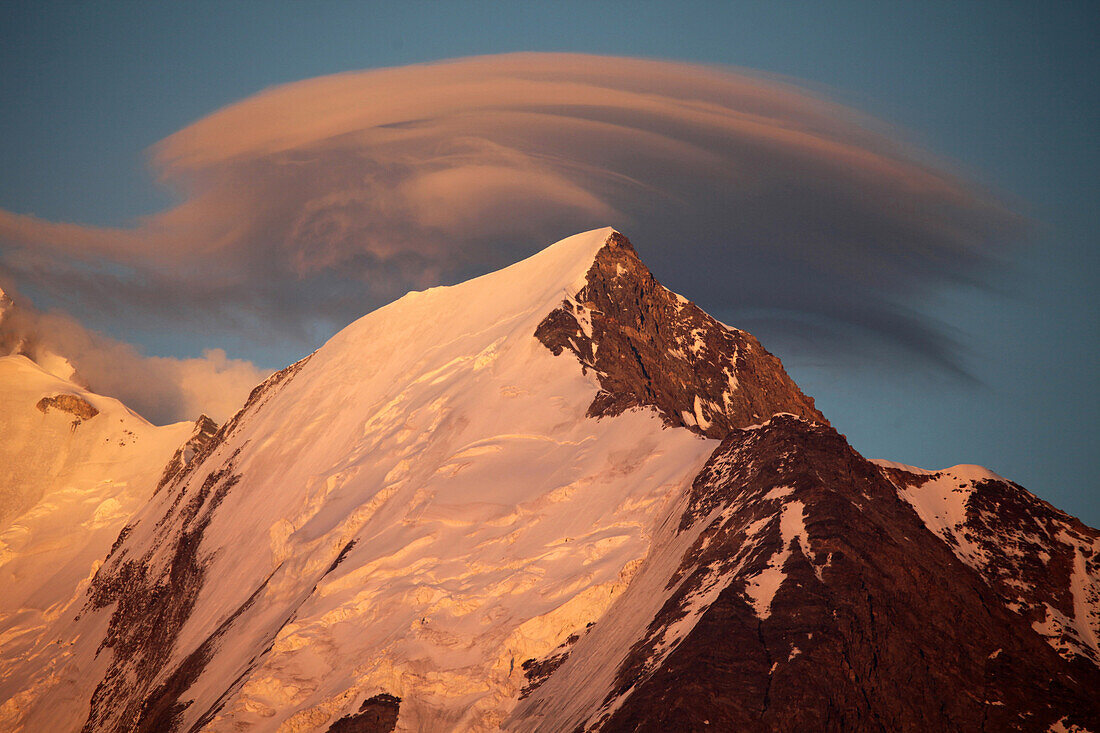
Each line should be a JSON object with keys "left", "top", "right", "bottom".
{"left": 0, "top": 53, "right": 1021, "bottom": 419}
{"left": 0, "top": 284, "right": 268, "bottom": 425}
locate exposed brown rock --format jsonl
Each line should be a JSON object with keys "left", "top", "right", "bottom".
{"left": 159, "top": 353, "right": 314, "bottom": 497}
{"left": 81, "top": 462, "right": 241, "bottom": 733}
{"left": 78, "top": 355, "right": 315, "bottom": 732}
{"left": 527, "top": 416, "right": 1099, "bottom": 731}
{"left": 520, "top": 629, "right": 588, "bottom": 699}
{"left": 35, "top": 393, "right": 99, "bottom": 423}
{"left": 886, "top": 465, "right": 1100, "bottom": 669}
{"left": 326, "top": 694, "right": 401, "bottom": 733}
{"left": 155, "top": 414, "right": 220, "bottom": 494}
{"left": 535, "top": 232, "right": 823, "bottom": 439}
{"left": 66, "top": 344, "right": 383, "bottom": 733}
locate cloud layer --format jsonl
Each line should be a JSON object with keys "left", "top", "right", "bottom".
{"left": 0, "top": 285, "right": 268, "bottom": 425}
{"left": 0, "top": 53, "right": 1020, "bottom": 419}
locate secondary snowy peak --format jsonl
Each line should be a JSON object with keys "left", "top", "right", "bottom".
{"left": 535, "top": 231, "right": 824, "bottom": 439}
{"left": 0, "top": 356, "right": 191, "bottom": 529}
{"left": 882, "top": 462, "right": 1100, "bottom": 669}
{"left": 0, "top": 356, "right": 198, "bottom": 724}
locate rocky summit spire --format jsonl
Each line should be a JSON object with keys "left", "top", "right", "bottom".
{"left": 536, "top": 231, "right": 824, "bottom": 439}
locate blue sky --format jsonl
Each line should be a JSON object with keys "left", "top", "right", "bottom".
{"left": 1, "top": 1, "right": 1097, "bottom": 523}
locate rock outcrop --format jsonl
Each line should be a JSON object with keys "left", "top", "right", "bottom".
{"left": 536, "top": 232, "right": 823, "bottom": 439}
{"left": 36, "top": 393, "right": 99, "bottom": 422}
{"left": 155, "top": 414, "right": 220, "bottom": 492}
{"left": 325, "top": 694, "right": 401, "bottom": 733}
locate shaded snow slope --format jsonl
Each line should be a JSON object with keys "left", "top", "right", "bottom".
{"left": 0, "top": 356, "right": 198, "bottom": 724}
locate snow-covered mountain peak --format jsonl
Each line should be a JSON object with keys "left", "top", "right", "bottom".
{"left": 4, "top": 228, "right": 722, "bottom": 732}
{"left": 328, "top": 226, "right": 617, "bottom": 352}
{"left": 4, "top": 228, "right": 1094, "bottom": 732}
{"left": 0, "top": 227, "right": 828, "bottom": 732}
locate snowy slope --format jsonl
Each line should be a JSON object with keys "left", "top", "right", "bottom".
{"left": 4, "top": 227, "right": 1094, "bottom": 732}
{"left": 0, "top": 355, "right": 199, "bottom": 723}
{"left": 2, "top": 229, "right": 733, "bottom": 732}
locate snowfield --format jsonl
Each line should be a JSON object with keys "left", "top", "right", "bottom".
{"left": 1, "top": 228, "right": 718, "bottom": 731}
{"left": 0, "top": 356, "right": 195, "bottom": 724}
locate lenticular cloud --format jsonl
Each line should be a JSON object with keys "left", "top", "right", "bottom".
{"left": 0, "top": 53, "right": 1020, "bottom": 379}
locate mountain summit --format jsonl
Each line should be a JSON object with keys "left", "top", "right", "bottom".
{"left": 0, "top": 229, "right": 1096, "bottom": 732}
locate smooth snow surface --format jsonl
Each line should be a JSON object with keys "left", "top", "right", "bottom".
{"left": 1, "top": 229, "right": 719, "bottom": 732}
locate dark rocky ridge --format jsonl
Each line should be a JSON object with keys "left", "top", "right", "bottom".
{"left": 520, "top": 627, "right": 591, "bottom": 699}
{"left": 885, "top": 465, "right": 1100, "bottom": 669}
{"left": 155, "top": 414, "right": 219, "bottom": 493}
{"left": 81, "top": 460, "right": 242, "bottom": 732}
{"left": 519, "top": 416, "right": 1100, "bottom": 731}
{"left": 535, "top": 232, "right": 824, "bottom": 439}
{"left": 76, "top": 356, "right": 315, "bottom": 732}
{"left": 152, "top": 355, "right": 312, "bottom": 501}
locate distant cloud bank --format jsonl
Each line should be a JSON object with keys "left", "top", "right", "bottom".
{"left": 0, "top": 285, "right": 268, "bottom": 424}
{"left": 0, "top": 53, "right": 1020, "bottom": 421}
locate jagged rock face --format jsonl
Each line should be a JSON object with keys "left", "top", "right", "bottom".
{"left": 156, "top": 414, "right": 220, "bottom": 492}
{"left": 77, "top": 357, "right": 317, "bottom": 732}
{"left": 81, "top": 460, "right": 242, "bottom": 732}
{"left": 519, "top": 628, "right": 589, "bottom": 699}
{"left": 517, "top": 416, "right": 1099, "bottom": 731}
{"left": 535, "top": 233, "right": 824, "bottom": 439}
{"left": 885, "top": 464, "right": 1100, "bottom": 669}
